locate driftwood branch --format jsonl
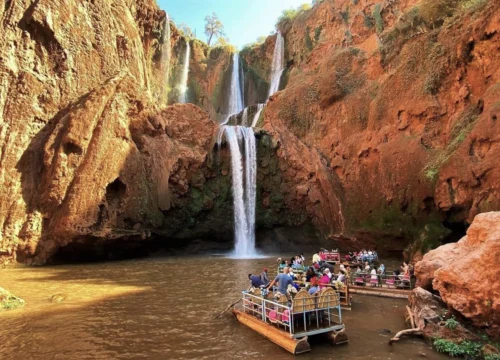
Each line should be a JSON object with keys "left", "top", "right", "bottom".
{"left": 406, "top": 305, "right": 416, "bottom": 329}
{"left": 214, "top": 297, "right": 242, "bottom": 319}
{"left": 389, "top": 329, "right": 423, "bottom": 345}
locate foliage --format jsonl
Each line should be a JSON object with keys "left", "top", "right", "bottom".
{"left": 0, "top": 288, "right": 25, "bottom": 311}
{"left": 424, "top": 105, "right": 481, "bottom": 181}
{"left": 485, "top": 355, "right": 500, "bottom": 360}
{"left": 433, "top": 339, "right": 482, "bottom": 358}
{"left": 340, "top": 9, "right": 350, "bottom": 25}
{"left": 276, "top": 3, "right": 312, "bottom": 29}
{"left": 312, "top": 0, "right": 324, "bottom": 5}
{"left": 314, "top": 26, "right": 323, "bottom": 42}
{"left": 373, "top": 3, "right": 384, "bottom": 33}
{"left": 178, "top": 22, "right": 194, "bottom": 38}
{"left": 445, "top": 316, "right": 459, "bottom": 330}
{"left": 213, "top": 36, "right": 236, "bottom": 53}
{"left": 305, "top": 26, "right": 314, "bottom": 51}
{"left": 419, "top": 0, "right": 489, "bottom": 28}
{"left": 205, "top": 12, "right": 225, "bottom": 46}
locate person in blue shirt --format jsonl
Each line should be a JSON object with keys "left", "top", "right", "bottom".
{"left": 266, "top": 267, "right": 294, "bottom": 295}
{"left": 248, "top": 273, "right": 264, "bottom": 288}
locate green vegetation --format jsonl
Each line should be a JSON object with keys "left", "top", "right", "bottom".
{"left": 485, "top": 355, "right": 500, "bottom": 360}
{"left": 433, "top": 339, "right": 482, "bottom": 358}
{"left": 445, "top": 316, "right": 460, "bottom": 330}
{"left": 305, "top": 26, "right": 314, "bottom": 51}
{"left": 0, "top": 288, "right": 25, "bottom": 311}
{"left": 424, "top": 105, "right": 481, "bottom": 181}
{"left": 340, "top": 9, "right": 350, "bottom": 25}
{"left": 204, "top": 12, "right": 225, "bottom": 46}
{"left": 373, "top": 4, "right": 384, "bottom": 33}
{"left": 276, "top": 3, "right": 312, "bottom": 29}
{"left": 314, "top": 26, "right": 323, "bottom": 42}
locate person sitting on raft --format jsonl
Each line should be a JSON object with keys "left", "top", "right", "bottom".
{"left": 320, "top": 269, "right": 331, "bottom": 289}
{"left": 266, "top": 267, "right": 295, "bottom": 295}
{"left": 248, "top": 273, "right": 264, "bottom": 288}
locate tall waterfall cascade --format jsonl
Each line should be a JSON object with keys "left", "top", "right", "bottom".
{"left": 217, "top": 126, "right": 257, "bottom": 258}
{"left": 161, "top": 14, "right": 171, "bottom": 104}
{"left": 267, "top": 32, "right": 285, "bottom": 99}
{"left": 218, "top": 33, "right": 285, "bottom": 257}
{"left": 178, "top": 40, "right": 190, "bottom": 104}
{"left": 222, "top": 53, "right": 244, "bottom": 124}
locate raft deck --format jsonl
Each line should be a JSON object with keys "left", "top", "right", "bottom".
{"left": 234, "top": 289, "right": 348, "bottom": 355}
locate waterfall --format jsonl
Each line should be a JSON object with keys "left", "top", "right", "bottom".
{"left": 178, "top": 40, "right": 190, "bottom": 104}
{"left": 267, "top": 32, "right": 285, "bottom": 99}
{"left": 161, "top": 14, "right": 171, "bottom": 105}
{"left": 222, "top": 53, "right": 244, "bottom": 124}
{"left": 241, "top": 127, "right": 257, "bottom": 256}
{"left": 218, "top": 126, "right": 257, "bottom": 257}
{"left": 250, "top": 103, "right": 265, "bottom": 128}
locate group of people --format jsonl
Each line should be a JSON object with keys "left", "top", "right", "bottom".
{"left": 346, "top": 249, "right": 378, "bottom": 263}
{"left": 353, "top": 261, "right": 413, "bottom": 284}
{"left": 277, "top": 254, "right": 305, "bottom": 269}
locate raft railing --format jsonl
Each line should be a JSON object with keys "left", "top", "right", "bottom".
{"left": 349, "top": 273, "right": 415, "bottom": 289}
{"left": 241, "top": 290, "right": 344, "bottom": 338}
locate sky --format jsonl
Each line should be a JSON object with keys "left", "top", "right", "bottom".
{"left": 158, "top": 0, "right": 311, "bottom": 49}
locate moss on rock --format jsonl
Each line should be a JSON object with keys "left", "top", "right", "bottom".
{"left": 0, "top": 288, "right": 25, "bottom": 311}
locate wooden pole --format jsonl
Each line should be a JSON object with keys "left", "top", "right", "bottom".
{"left": 214, "top": 297, "right": 242, "bottom": 319}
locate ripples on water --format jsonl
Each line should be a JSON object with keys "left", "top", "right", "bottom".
{"left": 0, "top": 256, "right": 449, "bottom": 360}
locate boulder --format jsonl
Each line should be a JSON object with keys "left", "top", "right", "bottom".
{"left": 415, "top": 212, "right": 500, "bottom": 337}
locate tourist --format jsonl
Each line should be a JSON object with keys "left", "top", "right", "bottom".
{"left": 355, "top": 266, "right": 363, "bottom": 274}
{"left": 300, "top": 253, "right": 305, "bottom": 263}
{"left": 320, "top": 269, "right": 331, "bottom": 289}
{"left": 305, "top": 267, "right": 316, "bottom": 282}
{"left": 260, "top": 268, "right": 269, "bottom": 285}
{"left": 308, "top": 276, "right": 320, "bottom": 295}
{"left": 364, "top": 262, "right": 371, "bottom": 271}
{"left": 248, "top": 273, "right": 264, "bottom": 288}
{"left": 266, "top": 267, "right": 294, "bottom": 295}
{"left": 337, "top": 271, "right": 346, "bottom": 283}
{"left": 339, "top": 264, "right": 346, "bottom": 272}
{"left": 312, "top": 253, "right": 321, "bottom": 263}
{"left": 370, "top": 267, "right": 378, "bottom": 281}
{"left": 378, "top": 263, "right": 385, "bottom": 274}
{"left": 313, "top": 261, "right": 320, "bottom": 270}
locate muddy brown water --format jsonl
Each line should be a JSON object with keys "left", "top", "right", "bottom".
{"left": 0, "top": 255, "right": 450, "bottom": 360}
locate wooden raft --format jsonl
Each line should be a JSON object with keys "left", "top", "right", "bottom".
{"left": 233, "top": 309, "right": 311, "bottom": 355}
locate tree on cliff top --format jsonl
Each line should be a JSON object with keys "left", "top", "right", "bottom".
{"left": 205, "top": 12, "right": 225, "bottom": 46}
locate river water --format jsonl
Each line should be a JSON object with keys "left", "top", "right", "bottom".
{"left": 0, "top": 255, "right": 449, "bottom": 360}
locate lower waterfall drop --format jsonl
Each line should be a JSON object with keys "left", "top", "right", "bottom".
{"left": 218, "top": 125, "right": 258, "bottom": 258}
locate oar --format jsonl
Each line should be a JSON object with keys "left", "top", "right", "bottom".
{"left": 214, "top": 297, "right": 242, "bottom": 319}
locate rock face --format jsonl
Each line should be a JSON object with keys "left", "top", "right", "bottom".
{"left": 1, "top": 0, "right": 500, "bottom": 264}
{"left": 243, "top": 0, "right": 500, "bottom": 255}
{"left": 415, "top": 212, "right": 500, "bottom": 337}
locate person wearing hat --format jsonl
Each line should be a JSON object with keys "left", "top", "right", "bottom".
{"left": 260, "top": 268, "right": 269, "bottom": 286}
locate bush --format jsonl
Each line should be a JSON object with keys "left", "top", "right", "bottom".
{"left": 276, "top": 3, "right": 313, "bottom": 29}
{"left": 433, "top": 339, "right": 482, "bottom": 358}
{"left": 445, "top": 316, "right": 459, "bottom": 330}
{"left": 373, "top": 4, "right": 384, "bottom": 33}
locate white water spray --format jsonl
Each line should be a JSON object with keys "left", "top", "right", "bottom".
{"left": 218, "top": 126, "right": 257, "bottom": 257}
{"left": 222, "top": 53, "right": 244, "bottom": 124}
{"left": 250, "top": 104, "right": 265, "bottom": 128}
{"left": 178, "top": 40, "right": 190, "bottom": 104}
{"left": 161, "top": 14, "right": 171, "bottom": 105}
{"left": 267, "top": 32, "right": 285, "bottom": 99}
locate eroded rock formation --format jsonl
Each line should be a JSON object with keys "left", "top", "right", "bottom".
{"left": 415, "top": 212, "right": 500, "bottom": 338}
{"left": 1, "top": 0, "right": 500, "bottom": 264}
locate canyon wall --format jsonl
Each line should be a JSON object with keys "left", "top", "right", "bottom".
{"left": 1, "top": 0, "right": 499, "bottom": 264}
{"left": 244, "top": 0, "right": 500, "bottom": 257}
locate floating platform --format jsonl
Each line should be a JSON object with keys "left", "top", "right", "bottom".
{"left": 349, "top": 285, "right": 411, "bottom": 299}
{"left": 233, "top": 288, "right": 348, "bottom": 355}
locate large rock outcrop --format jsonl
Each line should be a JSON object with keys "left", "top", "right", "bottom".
{"left": 243, "top": 0, "right": 500, "bottom": 254}
{"left": 415, "top": 212, "right": 500, "bottom": 337}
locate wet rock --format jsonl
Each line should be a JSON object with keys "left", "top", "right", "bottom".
{"left": 51, "top": 294, "right": 69, "bottom": 303}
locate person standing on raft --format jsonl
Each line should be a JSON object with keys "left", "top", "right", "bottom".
{"left": 266, "top": 267, "right": 294, "bottom": 295}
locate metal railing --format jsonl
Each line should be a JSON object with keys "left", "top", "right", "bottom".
{"left": 348, "top": 273, "right": 415, "bottom": 289}
{"left": 242, "top": 290, "right": 343, "bottom": 337}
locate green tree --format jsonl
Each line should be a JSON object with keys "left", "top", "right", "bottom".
{"left": 178, "top": 22, "right": 194, "bottom": 38}
{"left": 204, "top": 12, "right": 225, "bottom": 46}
